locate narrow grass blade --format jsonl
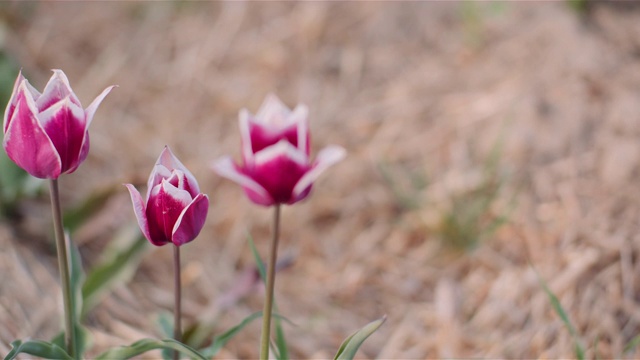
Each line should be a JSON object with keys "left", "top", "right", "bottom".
{"left": 67, "top": 233, "right": 89, "bottom": 359}
{"left": 63, "top": 186, "right": 117, "bottom": 233}
{"left": 94, "top": 339, "right": 206, "bottom": 360}
{"left": 624, "top": 334, "right": 640, "bottom": 354}
{"left": 5, "top": 340, "right": 73, "bottom": 360}
{"left": 537, "top": 272, "right": 585, "bottom": 360}
{"left": 201, "top": 311, "right": 263, "bottom": 358}
{"left": 81, "top": 233, "right": 147, "bottom": 318}
{"left": 334, "top": 316, "right": 386, "bottom": 360}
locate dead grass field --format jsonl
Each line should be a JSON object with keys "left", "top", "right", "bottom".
{"left": 2, "top": 1, "right": 640, "bottom": 359}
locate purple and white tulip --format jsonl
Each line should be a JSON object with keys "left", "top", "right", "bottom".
{"left": 213, "top": 94, "right": 346, "bottom": 206}
{"left": 3, "top": 70, "right": 114, "bottom": 179}
{"left": 126, "top": 146, "right": 209, "bottom": 247}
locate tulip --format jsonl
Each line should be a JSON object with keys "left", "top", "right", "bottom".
{"left": 213, "top": 94, "right": 346, "bottom": 206}
{"left": 126, "top": 146, "right": 209, "bottom": 247}
{"left": 3, "top": 70, "right": 114, "bottom": 179}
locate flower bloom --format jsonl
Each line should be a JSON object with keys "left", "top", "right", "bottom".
{"left": 3, "top": 70, "right": 114, "bottom": 179}
{"left": 126, "top": 146, "right": 209, "bottom": 247}
{"left": 213, "top": 94, "right": 346, "bottom": 206}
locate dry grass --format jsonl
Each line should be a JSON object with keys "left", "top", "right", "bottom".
{"left": 2, "top": 1, "right": 640, "bottom": 359}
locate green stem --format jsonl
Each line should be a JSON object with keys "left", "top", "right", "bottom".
{"left": 259, "top": 204, "right": 281, "bottom": 360}
{"left": 49, "top": 179, "right": 75, "bottom": 359}
{"left": 173, "top": 244, "right": 182, "bottom": 360}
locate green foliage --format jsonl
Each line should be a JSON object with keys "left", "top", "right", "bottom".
{"left": 334, "top": 316, "right": 386, "bottom": 360}
{"left": 63, "top": 185, "right": 119, "bottom": 233}
{"left": 537, "top": 272, "right": 585, "bottom": 360}
{"left": 624, "top": 334, "right": 640, "bottom": 354}
{"left": 5, "top": 340, "right": 72, "bottom": 360}
{"left": 378, "top": 161, "right": 427, "bottom": 212}
{"left": 200, "top": 311, "right": 264, "bottom": 358}
{"left": 94, "top": 338, "right": 206, "bottom": 360}
{"left": 81, "top": 230, "right": 148, "bottom": 318}
{"left": 437, "top": 136, "right": 512, "bottom": 252}
{"left": 567, "top": 0, "right": 589, "bottom": 14}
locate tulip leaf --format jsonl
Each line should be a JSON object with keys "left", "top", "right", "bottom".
{"left": 63, "top": 185, "right": 118, "bottom": 233}
{"left": 5, "top": 339, "right": 73, "bottom": 360}
{"left": 537, "top": 271, "right": 585, "bottom": 360}
{"left": 333, "top": 316, "right": 386, "bottom": 360}
{"left": 94, "top": 339, "right": 206, "bottom": 360}
{"left": 66, "top": 232, "right": 91, "bottom": 359}
{"left": 201, "top": 311, "right": 263, "bottom": 358}
{"left": 247, "top": 232, "right": 290, "bottom": 360}
{"left": 81, "top": 229, "right": 148, "bottom": 319}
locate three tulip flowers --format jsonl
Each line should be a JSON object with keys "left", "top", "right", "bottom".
{"left": 213, "top": 94, "right": 346, "bottom": 206}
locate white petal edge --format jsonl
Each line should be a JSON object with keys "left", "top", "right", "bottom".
{"left": 84, "top": 85, "right": 116, "bottom": 128}
{"left": 256, "top": 93, "right": 290, "bottom": 124}
{"left": 124, "top": 184, "right": 152, "bottom": 242}
{"left": 161, "top": 178, "right": 193, "bottom": 206}
{"left": 239, "top": 108, "right": 254, "bottom": 162}
{"left": 212, "top": 156, "right": 273, "bottom": 204}
{"left": 156, "top": 145, "right": 200, "bottom": 194}
{"left": 37, "top": 96, "right": 85, "bottom": 129}
{"left": 253, "top": 139, "right": 308, "bottom": 167}
{"left": 290, "top": 104, "right": 309, "bottom": 153}
{"left": 4, "top": 72, "right": 39, "bottom": 132}
{"left": 37, "top": 69, "right": 81, "bottom": 109}
{"left": 292, "top": 145, "right": 346, "bottom": 198}
{"left": 146, "top": 164, "right": 172, "bottom": 200}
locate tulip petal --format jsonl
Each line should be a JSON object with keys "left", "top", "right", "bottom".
{"left": 256, "top": 93, "right": 290, "bottom": 125}
{"left": 71, "top": 84, "right": 115, "bottom": 174}
{"left": 155, "top": 146, "right": 201, "bottom": 197}
{"left": 38, "top": 97, "right": 86, "bottom": 174}
{"left": 292, "top": 145, "right": 346, "bottom": 201}
{"left": 172, "top": 194, "right": 209, "bottom": 246}
{"left": 291, "top": 104, "right": 309, "bottom": 154}
{"left": 146, "top": 164, "right": 172, "bottom": 200}
{"left": 212, "top": 156, "right": 274, "bottom": 206}
{"left": 251, "top": 141, "right": 311, "bottom": 204}
{"left": 84, "top": 85, "right": 116, "bottom": 128}
{"left": 146, "top": 180, "right": 192, "bottom": 245}
{"left": 124, "top": 184, "right": 155, "bottom": 244}
{"left": 4, "top": 72, "right": 40, "bottom": 133}
{"left": 3, "top": 85, "right": 61, "bottom": 179}
{"left": 37, "top": 69, "right": 82, "bottom": 111}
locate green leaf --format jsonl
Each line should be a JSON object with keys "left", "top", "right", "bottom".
{"left": 201, "top": 311, "right": 263, "bottom": 357}
{"left": 67, "top": 233, "right": 89, "bottom": 359}
{"left": 63, "top": 185, "right": 118, "bottom": 233}
{"left": 273, "top": 314, "right": 289, "bottom": 360}
{"left": 81, "top": 230, "right": 148, "bottom": 318}
{"left": 95, "top": 338, "right": 206, "bottom": 360}
{"left": 247, "top": 232, "right": 289, "bottom": 359}
{"left": 334, "top": 316, "right": 386, "bottom": 360}
{"left": 624, "top": 333, "right": 640, "bottom": 354}
{"left": 5, "top": 339, "right": 73, "bottom": 360}
{"left": 537, "top": 272, "right": 585, "bottom": 360}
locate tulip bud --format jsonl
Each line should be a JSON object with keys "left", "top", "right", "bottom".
{"left": 126, "top": 146, "right": 209, "bottom": 246}
{"left": 3, "top": 70, "right": 114, "bottom": 179}
{"left": 213, "top": 94, "right": 345, "bottom": 206}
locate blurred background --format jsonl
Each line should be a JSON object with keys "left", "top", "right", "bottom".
{"left": 1, "top": 1, "right": 640, "bottom": 358}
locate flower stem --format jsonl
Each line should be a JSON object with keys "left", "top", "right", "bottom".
{"left": 260, "top": 204, "right": 281, "bottom": 360}
{"left": 173, "top": 244, "right": 182, "bottom": 360}
{"left": 49, "top": 179, "right": 75, "bottom": 359}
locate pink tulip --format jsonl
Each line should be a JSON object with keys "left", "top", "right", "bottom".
{"left": 213, "top": 94, "right": 346, "bottom": 206}
{"left": 3, "top": 70, "right": 114, "bottom": 179}
{"left": 126, "top": 146, "right": 209, "bottom": 247}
